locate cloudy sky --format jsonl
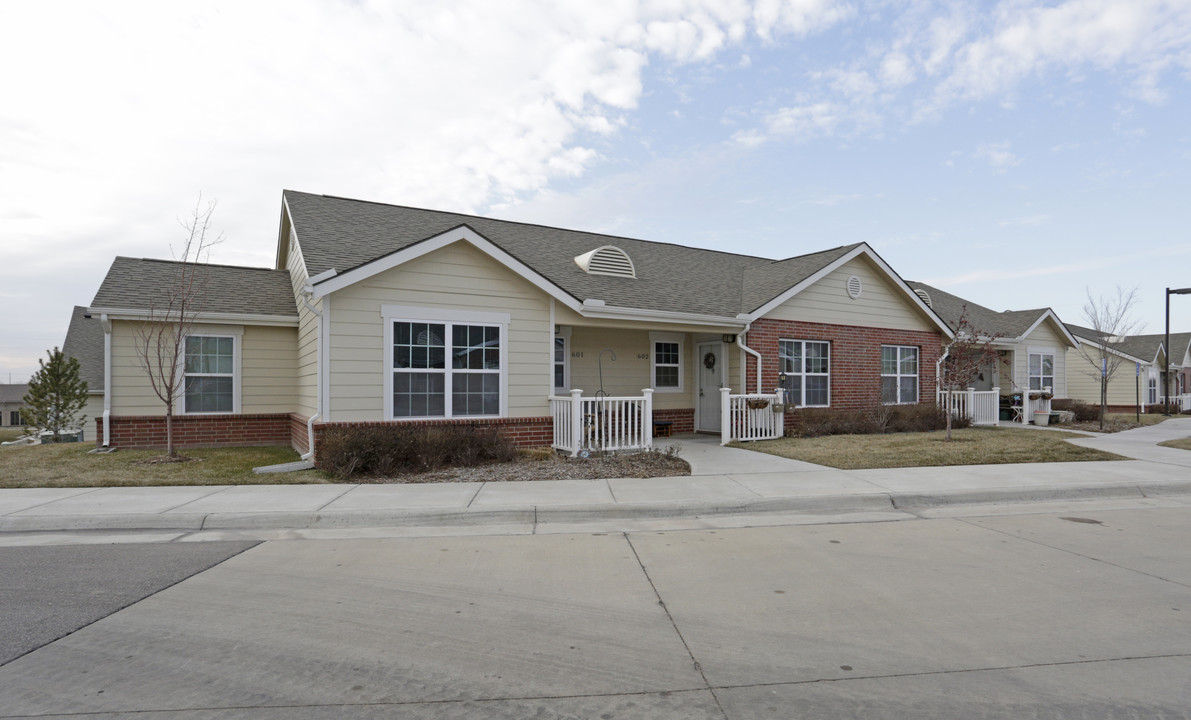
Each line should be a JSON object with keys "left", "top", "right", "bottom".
{"left": 3, "top": 0, "right": 1190, "bottom": 382}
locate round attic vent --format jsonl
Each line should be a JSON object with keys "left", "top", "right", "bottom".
{"left": 914, "top": 288, "right": 933, "bottom": 308}
{"left": 574, "top": 245, "right": 636, "bottom": 278}
{"left": 846, "top": 275, "right": 863, "bottom": 299}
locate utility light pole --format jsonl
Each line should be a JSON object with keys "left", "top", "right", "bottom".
{"left": 1165, "top": 287, "right": 1191, "bottom": 415}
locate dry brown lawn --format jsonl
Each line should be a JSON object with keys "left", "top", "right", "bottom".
{"left": 1158, "top": 438, "right": 1191, "bottom": 452}
{"left": 735, "top": 427, "right": 1126, "bottom": 470}
{"left": 0, "top": 443, "right": 329, "bottom": 488}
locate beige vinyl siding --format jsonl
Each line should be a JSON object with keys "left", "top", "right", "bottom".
{"left": 764, "top": 256, "right": 935, "bottom": 332}
{"left": 286, "top": 228, "right": 319, "bottom": 417}
{"left": 82, "top": 394, "right": 104, "bottom": 434}
{"left": 1065, "top": 347, "right": 1154, "bottom": 406}
{"left": 326, "top": 241, "right": 551, "bottom": 421}
{"left": 241, "top": 325, "right": 298, "bottom": 413}
{"left": 109, "top": 320, "right": 297, "bottom": 415}
{"left": 1012, "top": 321, "right": 1068, "bottom": 398}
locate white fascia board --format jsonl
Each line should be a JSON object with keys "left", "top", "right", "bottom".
{"left": 88, "top": 308, "right": 298, "bottom": 327}
{"left": 743, "top": 244, "right": 956, "bottom": 339}
{"left": 1074, "top": 338, "right": 1149, "bottom": 365}
{"left": 307, "top": 225, "right": 583, "bottom": 312}
{"left": 579, "top": 304, "right": 749, "bottom": 328}
{"left": 1017, "top": 311, "right": 1080, "bottom": 348}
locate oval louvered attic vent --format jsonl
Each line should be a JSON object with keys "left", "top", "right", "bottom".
{"left": 846, "top": 275, "right": 863, "bottom": 299}
{"left": 574, "top": 245, "right": 636, "bottom": 278}
{"left": 914, "top": 288, "right": 933, "bottom": 307}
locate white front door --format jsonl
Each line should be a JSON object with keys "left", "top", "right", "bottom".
{"left": 697, "top": 341, "right": 724, "bottom": 432}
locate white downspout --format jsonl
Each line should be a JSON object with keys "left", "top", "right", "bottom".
{"left": 299, "top": 289, "right": 322, "bottom": 460}
{"left": 101, "top": 314, "right": 112, "bottom": 447}
{"left": 736, "top": 324, "right": 762, "bottom": 393}
{"left": 936, "top": 346, "right": 950, "bottom": 407}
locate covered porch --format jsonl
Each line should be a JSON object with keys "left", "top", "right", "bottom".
{"left": 545, "top": 318, "right": 784, "bottom": 455}
{"left": 939, "top": 345, "right": 1057, "bottom": 426}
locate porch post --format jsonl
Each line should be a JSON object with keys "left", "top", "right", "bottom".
{"left": 992, "top": 386, "right": 1000, "bottom": 426}
{"left": 966, "top": 387, "right": 974, "bottom": 421}
{"left": 720, "top": 387, "right": 731, "bottom": 445}
{"left": 569, "top": 388, "right": 583, "bottom": 457}
{"left": 642, "top": 389, "right": 653, "bottom": 450}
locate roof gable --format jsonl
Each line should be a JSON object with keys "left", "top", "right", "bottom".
{"left": 907, "top": 282, "right": 1077, "bottom": 347}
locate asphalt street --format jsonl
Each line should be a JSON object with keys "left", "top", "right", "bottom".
{"left": 1, "top": 504, "right": 1190, "bottom": 718}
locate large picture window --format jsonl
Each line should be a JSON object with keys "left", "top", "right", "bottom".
{"left": 779, "top": 339, "right": 830, "bottom": 407}
{"left": 1028, "top": 352, "right": 1054, "bottom": 391}
{"left": 384, "top": 306, "right": 509, "bottom": 420}
{"left": 184, "top": 335, "right": 235, "bottom": 413}
{"left": 881, "top": 345, "right": 919, "bottom": 404}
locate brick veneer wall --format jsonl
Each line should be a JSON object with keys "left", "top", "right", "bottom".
{"left": 310, "top": 416, "right": 556, "bottom": 455}
{"left": 654, "top": 407, "right": 695, "bottom": 433}
{"left": 743, "top": 319, "right": 944, "bottom": 409}
{"left": 102, "top": 414, "right": 292, "bottom": 450}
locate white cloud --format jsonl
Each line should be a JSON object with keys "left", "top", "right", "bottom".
{"left": 974, "top": 141, "right": 1022, "bottom": 171}
{"left": 999, "top": 214, "right": 1051, "bottom": 227}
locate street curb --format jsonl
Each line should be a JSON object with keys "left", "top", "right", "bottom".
{"left": 3, "top": 482, "right": 1190, "bottom": 533}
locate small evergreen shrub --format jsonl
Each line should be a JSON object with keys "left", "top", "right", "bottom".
{"left": 316, "top": 424, "right": 518, "bottom": 480}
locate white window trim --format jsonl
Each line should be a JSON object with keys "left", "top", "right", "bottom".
{"left": 554, "top": 326, "right": 571, "bottom": 394}
{"left": 881, "top": 344, "right": 919, "bottom": 405}
{"left": 381, "top": 306, "right": 511, "bottom": 421}
{"left": 1027, "top": 348, "right": 1056, "bottom": 392}
{"left": 649, "top": 331, "right": 684, "bottom": 393}
{"left": 779, "top": 339, "right": 831, "bottom": 407}
{"left": 181, "top": 326, "right": 244, "bottom": 415}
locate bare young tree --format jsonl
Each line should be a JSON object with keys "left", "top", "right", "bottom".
{"left": 131, "top": 196, "right": 224, "bottom": 457}
{"left": 938, "top": 308, "right": 1005, "bottom": 441}
{"left": 1074, "top": 286, "right": 1144, "bottom": 430}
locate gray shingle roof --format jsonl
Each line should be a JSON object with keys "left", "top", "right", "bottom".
{"left": 62, "top": 306, "right": 105, "bottom": 393}
{"left": 284, "top": 191, "right": 867, "bottom": 318}
{"left": 906, "top": 282, "right": 1058, "bottom": 340}
{"left": 90, "top": 258, "right": 297, "bottom": 318}
{"left": 0, "top": 384, "right": 29, "bottom": 404}
{"left": 1067, "top": 325, "right": 1191, "bottom": 365}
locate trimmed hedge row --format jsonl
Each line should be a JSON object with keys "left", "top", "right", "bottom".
{"left": 316, "top": 423, "right": 518, "bottom": 479}
{"left": 785, "top": 403, "right": 969, "bottom": 439}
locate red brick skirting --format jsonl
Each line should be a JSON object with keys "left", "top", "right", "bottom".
{"left": 654, "top": 408, "right": 695, "bottom": 434}
{"left": 744, "top": 319, "right": 943, "bottom": 410}
{"left": 102, "top": 414, "right": 292, "bottom": 450}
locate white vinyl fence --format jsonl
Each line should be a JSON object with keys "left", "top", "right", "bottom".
{"left": 937, "top": 387, "right": 1001, "bottom": 426}
{"left": 550, "top": 389, "right": 653, "bottom": 456}
{"left": 720, "top": 388, "right": 785, "bottom": 444}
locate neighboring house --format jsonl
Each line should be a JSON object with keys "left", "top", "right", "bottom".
{"left": 905, "top": 282, "right": 1079, "bottom": 423}
{"left": 86, "top": 190, "right": 955, "bottom": 453}
{"left": 0, "top": 383, "right": 30, "bottom": 429}
{"left": 1065, "top": 327, "right": 1191, "bottom": 412}
{"left": 1170, "top": 333, "right": 1191, "bottom": 406}
{"left": 61, "top": 306, "right": 107, "bottom": 436}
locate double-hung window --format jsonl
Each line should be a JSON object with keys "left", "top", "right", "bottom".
{"left": 184, "top": 335, "right": 236, "bottom": 413}
{"left": 553, "top": 327, "right": 570, "bottom": 393}
{"left": 779, "top": 340, "right": 830, "bottom": 406}
{"left": 881, "top": 345, "right": 919, "bottom": 404}
{"left": 650, "top": 332, "right": 684, "bottom": 392}
{"left": 1028, "top": 352, "right": 1054, "bottom": 392}
{"left": 385, "top": 306, "right": 509, "bottom": 420}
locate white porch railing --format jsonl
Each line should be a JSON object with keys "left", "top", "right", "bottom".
{"left": 937, "top": 387, "right": 1000, "bottom": 426}
{"left": 1027, "top": 389, "right": 1052, "bottom": 422}
{"left": 721, "top": 388, "right": 785, "bottom": 445}
{"left": 549, "top": 389, "right": 653, "bottom": 457}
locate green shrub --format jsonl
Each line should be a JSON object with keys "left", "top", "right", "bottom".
{"left": 316, "top": 424, "right": 518, "bottom": 480}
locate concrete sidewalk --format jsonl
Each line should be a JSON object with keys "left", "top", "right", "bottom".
{"left": 2, "top": 421, "right": 1189, "bottom": 536}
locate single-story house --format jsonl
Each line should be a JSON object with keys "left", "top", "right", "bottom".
{"left": 1065, "top": 326, "right": 1191, "bottom": 412}
{"left": 85, "top": 190, "right": 956, "bottom": 454}
{"left": 61, "top": 306, "right": 107, "bottom": 436}
{"left": 905, "top": 282, "right": 1078, "bottom": 424}
{"left": 0, "top": 383, "right": 30, "bottom": 429}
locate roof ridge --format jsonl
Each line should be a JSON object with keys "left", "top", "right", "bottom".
{"left": 121, "top": 257, "right": 286, "bottom": 272}
{"left": 285, "top": 189, "right": 785, "bottom": 263}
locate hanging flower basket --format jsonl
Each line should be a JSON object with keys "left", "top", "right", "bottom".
{"left": 746, "top": 398, "right": 770, "bottom": 410}
{"left": 1029, "top": 390, "right": 1054, "bottom": 400}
